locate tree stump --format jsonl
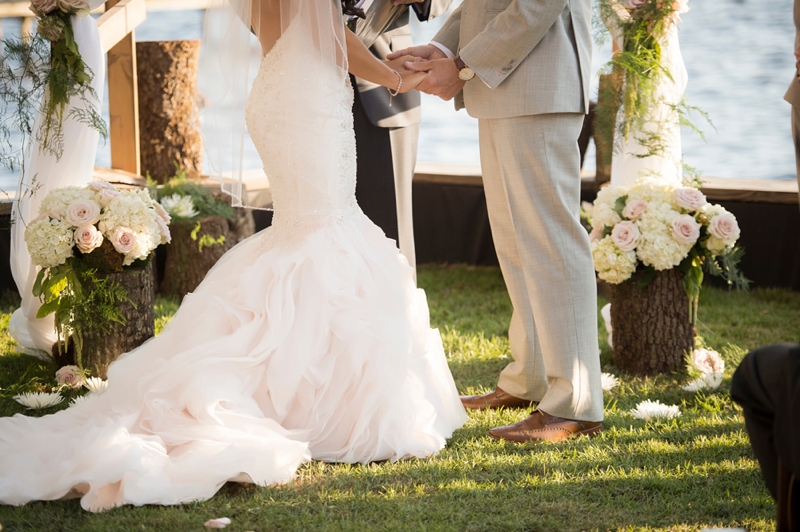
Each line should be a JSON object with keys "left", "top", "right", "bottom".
{"left": 160, "top": 216, "right": 234, "bottom": 299}
{"left": 609, "top": 268, "right": 695, "bottom": 376}
{"left": 81, "top": 261, "right": 156, "bottom": 379}
{"left": 137, "top": 40, "right": 203, "bottom": 182}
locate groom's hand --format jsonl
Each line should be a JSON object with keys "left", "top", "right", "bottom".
{"left": 404, "top": 58, "right": 466, "bottom": 101}
{"left": 387, "top": 44, "right": 446, "bottom": 62}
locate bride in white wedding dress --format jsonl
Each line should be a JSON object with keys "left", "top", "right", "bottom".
{"left": 0, "top": 0, "right": 467, "bottom": 511}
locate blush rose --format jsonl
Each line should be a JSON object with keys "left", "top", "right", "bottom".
{"left": 611, "top": 221, "right": 640, "bottom": 252}
{"left": 75, "top": 224, "right": 103, "bottom": 254}
{"left": 671, "top": 214, "right": 700, "bottom": 246}
{"left": 111, "top": 227, "right": 136, "bottom": 254}
{"left": 65, "top": 199, "right": 101, "bottom": 227}
{"left": 708, "top": 212, "right": 740, "bottom": 244}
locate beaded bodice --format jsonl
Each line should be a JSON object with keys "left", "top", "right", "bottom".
{"left": 245, "top": 25, "right": 358, "bottom": 220}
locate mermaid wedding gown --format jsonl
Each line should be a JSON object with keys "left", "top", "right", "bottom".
{"left": 0, "top": 20, "right": 467, "bottom": 512}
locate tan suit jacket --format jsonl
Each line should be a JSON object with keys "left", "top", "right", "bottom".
{"left": 785, "top": 0, "right": 800, "bottom": 106}
{"left": 432, "top": 0, "right": 591, "bottom": 119}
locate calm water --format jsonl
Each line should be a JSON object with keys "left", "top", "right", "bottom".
{"left": 1, "top": 0, "right": 797, "bottom": 194}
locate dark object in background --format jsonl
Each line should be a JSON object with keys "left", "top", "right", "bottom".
{"left": 731, "top": 343, "right": 800, "bottom": 531}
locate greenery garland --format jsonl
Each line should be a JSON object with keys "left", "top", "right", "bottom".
{"left": 0, "top": 4, "right": 106, "bottom": 172}
{"left": 594, "top": 0, "right": 709, "bottom": 167}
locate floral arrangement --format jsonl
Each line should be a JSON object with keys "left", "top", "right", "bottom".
{"left": 13, "top": 366, "right": 108, "bottom": 410}
{"left": 682, "top": 347, "right": 725, "bottom": 392}
{"left": 588, "top": 177, "right": 748, "bottom": 322}
{"left": 596, "top": 0, "right": 704, "bottom": 162}
{"left": 24, "top": 181, "right": 170, "bottom": 366}
{"left": 0, "top": 0, "right": 105, "bottom": 169}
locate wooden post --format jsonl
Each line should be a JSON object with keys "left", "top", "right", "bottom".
{"left": 106, "top": 0, "right": 141, "bottom": 176}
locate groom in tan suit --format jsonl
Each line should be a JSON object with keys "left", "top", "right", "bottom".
{"left": 391, "top": 0, "right": 604, "bottom": 442}
{"left": 787, "top": 0, "right": 800, "bottom": 208}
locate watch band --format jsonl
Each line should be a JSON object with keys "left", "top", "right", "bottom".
{"left": 454, "top": 55, "right": 467, "bottom": 70}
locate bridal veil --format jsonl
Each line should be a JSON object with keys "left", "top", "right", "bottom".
{"left": 201, "top": 0, "right": 349, "bottom": 211}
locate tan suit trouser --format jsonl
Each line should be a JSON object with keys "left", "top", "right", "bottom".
{"left": 478, "top": 113, "right": 603, "bottom": 422}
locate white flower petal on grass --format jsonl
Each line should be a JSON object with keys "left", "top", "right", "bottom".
{"left": 13, "top": 392, "right": 64, "bottom": 410}
{"left": 682, "top": 372, "right": 723, "bottom": 392}
{"left": 84, "top": 377, "right": 108, "bottom": 395}
{"left": 204, "top": 517, "right": 232, "bottom": 529}
{"left": 691, "top": 348, "right": 725, "bottom": 376}
{"left": 629, "top": 399, "right": 681, "bottom": 421}
{"left": 601, "top": 373, "right": 619, "bottom": 392}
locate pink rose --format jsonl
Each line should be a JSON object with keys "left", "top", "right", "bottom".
{"left": 55, "top": 365, "right": 84, "bottom": 389}
{"left": 87, "top": 180, "right": 115, "bottom": 193}
{"left": 671, "top": 214, "right": 701, "bottom": 246}
{"left": 672, "top": 0, "right": 690, "bottom": 14}
{"left": 155, "top": 216, "right": 171, "bottom": 245}
{"left": 154, "top": 201, "right": 171, "bottom": 223}
{"left": 673, "top": 187, "right": 707, "bottom": 211}
{"left": 611, "top": 221, "right": 640, "bottom": 252}
{"left": 692, "top": 348, "right": 724, "bottom": 375}
{"left": 111, "top": 227, "right": 137, "bottom": 254}
{"left": 57, "top": 0, "right": 90, "bottom": 16}
{"left": 30, "top": 0, "right": 58, "bottom": 15}
{"left": 74, "top": 225, "right": 103, "bottom": 254}
{"left": 622, "top": 199, "right": 647, "bottom": 221}
{"left": 97, "top": 188, "right": 121, "bottom": 208}
{"left": 589, "top": 226, "right": 603, "bottom": 243}
{"left": 623, "top": 0, "right": 646, "bottom": 8}
{"left": 708, "top": 212, "right": 740, "bottom": 245}
{"left": 65, "top": 199, "right": 101, "bottom": 227}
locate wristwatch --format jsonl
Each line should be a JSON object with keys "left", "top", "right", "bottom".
{"left": 454, "top": 55, "right": 475, "bottom": 81}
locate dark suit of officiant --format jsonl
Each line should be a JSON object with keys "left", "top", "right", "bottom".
{"left": 352, "top": 0, "right": 451, "bottom": 270}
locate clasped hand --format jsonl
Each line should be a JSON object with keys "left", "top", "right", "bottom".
{"left": 386, "top": 44, "right": 467, "bottom": 101}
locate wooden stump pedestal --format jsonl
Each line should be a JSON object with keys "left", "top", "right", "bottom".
{"left": 160, "top": 216, "right": 235, "bottom": 299}
{"left": 80, "top": 261, "right": 156, "bottom": 379}
{"left": 609, "top": 268, "right": 695, "bottom": 376}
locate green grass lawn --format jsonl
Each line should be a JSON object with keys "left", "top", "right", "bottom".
{"left": 1, "top": 264, "right": 797, "bottom": 531}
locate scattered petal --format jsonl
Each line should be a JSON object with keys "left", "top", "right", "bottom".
{"left": 498, "top": 354, "right": 508, "bottom": 359}
{"left": 682, "top": 372, "right": 723, "bottom": 392}
{"left": 204, "top": 518, "right": 232, "bottom": 529}
{"left": 601, "top": 373, "right": 619, "bottom": 392}
{"left": 13, "top": 392, "right": 64, "bottom": 410}
{"left": 84, "top": 377, "right": 108, "bottom": 395}
{"left": 629, "top": 399, "right": 681, "bottom": 421}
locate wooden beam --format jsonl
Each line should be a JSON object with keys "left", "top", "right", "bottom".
{"left": 104, "top": 0, "right": 144, "bottom": 175}
{"left": 97, "top": 0, "right": 145, "bottom": 53}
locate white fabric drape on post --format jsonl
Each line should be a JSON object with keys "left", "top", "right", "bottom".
{"left": 9, "top": 12, "right": 106, "bottom": 357}
{"left": 610, "top": 24, "right": 688, "bottom": 187}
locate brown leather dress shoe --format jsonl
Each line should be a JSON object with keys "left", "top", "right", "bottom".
{"left": 489, "top": 410, "right": 603, "bottom": 443}
{"left": 460, "top": 387, "right": 535, "bottom": 410}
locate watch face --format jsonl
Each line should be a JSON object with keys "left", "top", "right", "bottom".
{"left": 459, "top": 67, "right": 475, "bottom": 81}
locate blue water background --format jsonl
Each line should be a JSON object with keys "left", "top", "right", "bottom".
{"left": 1, "top": 0, "right": 797, "bottom": 194}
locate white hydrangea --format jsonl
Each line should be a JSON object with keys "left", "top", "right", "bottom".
{"left": 24, "top": 217, "right": 75, "bottom": 268}
{"left": 160, "top": 194, "right": 199, "bottom": 219}
{"left": 592, "top": 236, "right": 638, "bottom": 284}
{"left": 39, "top": 186, "right": 97, "bottom": 220}
{"left": 591, "top": 185, "right": 628, "bottom": 230}
{"left": 635, "top": 200, "right": 693, "bottom": 270}
{"left": 100, "top": 191, "right": 163, "bottom": 265}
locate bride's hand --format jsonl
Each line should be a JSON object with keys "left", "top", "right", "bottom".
{"left": 383, "top": 55, "right": 418, "bottom": 73}
{"left": 397, "top": 68, "right": 427, "bottom": 94}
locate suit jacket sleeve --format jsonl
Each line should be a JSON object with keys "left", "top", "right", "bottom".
{"left": 456, "top": 0, "right": 570, "bottom": 90}
{"left": 431, "top": 4, "right": 462, "bottom": 54}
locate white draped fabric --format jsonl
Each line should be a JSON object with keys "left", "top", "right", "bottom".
{"left": 609, "top": 23, "right": 688, "bottom": 187}
{"left": 9, "top": 11, "right": 106, "bottom": 357}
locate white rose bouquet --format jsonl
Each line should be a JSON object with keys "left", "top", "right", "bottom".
{"left": 589, "top": 177, "right": 748, "bottom": 322}
{"left": 24, "top": 182, "right": 170, "bottom": 367}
